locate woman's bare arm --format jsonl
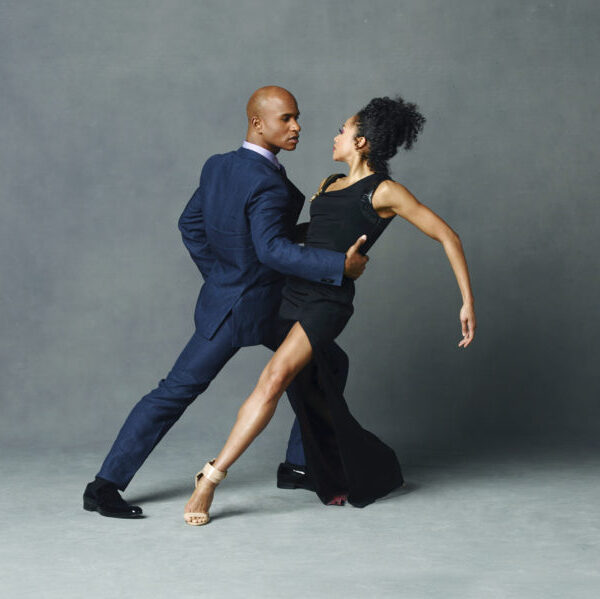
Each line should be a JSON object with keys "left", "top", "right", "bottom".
{"left": 373, "top": 181, "right": 476, "bottom": 348}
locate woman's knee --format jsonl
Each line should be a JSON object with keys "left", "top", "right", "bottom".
{"left": 260, "top": 364, "right": 294, "bottom": 401}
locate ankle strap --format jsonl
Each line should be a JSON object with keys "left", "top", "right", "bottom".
{"left": 201, "top": 460, "right": 227, "bottom": 484}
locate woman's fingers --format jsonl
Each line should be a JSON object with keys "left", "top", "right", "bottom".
{"left": 458, "top": 316, "right": 475, "bottom": 348}
{"left": 461, "top": 316, "right": 469, "bottom": 338}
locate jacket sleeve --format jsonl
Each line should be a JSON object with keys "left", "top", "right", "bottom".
{"left": 178, "top": 172, "right": 216, "bottom": 281}
{"left": 247, "top": 179, "right": 345, "bottom": 286}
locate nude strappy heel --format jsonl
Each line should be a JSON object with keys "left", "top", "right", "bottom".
{"left": 184, "top": 460, "right": 227, "bottom": 526}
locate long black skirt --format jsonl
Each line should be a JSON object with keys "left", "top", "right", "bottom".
{"left": 273, "top": 316, "right": 404, "bottom": 507}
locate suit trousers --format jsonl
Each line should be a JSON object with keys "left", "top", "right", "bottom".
{"left": 97, "top": 312, "right": 349, "bottom": 490}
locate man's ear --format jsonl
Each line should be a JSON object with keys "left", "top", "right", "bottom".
{"left": 251, "top": 116, "right": 263, "bottom": 133}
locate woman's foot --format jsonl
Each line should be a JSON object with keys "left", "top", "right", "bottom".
{"left": 183, "top": 460, "right": 227, "bottom": 526}
{"left": 184, "top": 475, "right": 217, "bottom": 525}
{"left": 327, "top": 493, "right": 348, "bottom": 506}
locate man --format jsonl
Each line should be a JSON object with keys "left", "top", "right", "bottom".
{"left": 83, "top": 86, "right": 368, "bottom": 518}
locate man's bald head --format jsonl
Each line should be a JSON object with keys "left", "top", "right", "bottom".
{"left": 245, "top": 86, "right": 301, "bottom": 154}
{"left": 246, "top": 86, "right": 297, "bottom": 121}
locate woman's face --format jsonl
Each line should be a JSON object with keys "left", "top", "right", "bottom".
{"left": 332, "top": 115, "right": 360, "bottom": 162}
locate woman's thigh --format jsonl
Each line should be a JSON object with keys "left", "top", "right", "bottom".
{"left": 262, "top": 322, "right": 314, "bottom": 388}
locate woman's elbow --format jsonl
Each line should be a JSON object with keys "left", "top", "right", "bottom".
{"left": 440, "top": 228, "right": 461, "bottom": 246}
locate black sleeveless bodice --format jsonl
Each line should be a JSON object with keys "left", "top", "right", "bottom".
{"left": 280, "top": 173, "right": 394, "bottom": 339}
{"left": 304, "top": 172, "right": 393, "bottom": 254}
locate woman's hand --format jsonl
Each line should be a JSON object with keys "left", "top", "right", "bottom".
{"left": 458, "top": 303, "right": 476, "bottom": 348}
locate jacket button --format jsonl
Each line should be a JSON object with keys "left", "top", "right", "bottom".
{"left": 321, "top": 278, "right": 334, "bottom": 283}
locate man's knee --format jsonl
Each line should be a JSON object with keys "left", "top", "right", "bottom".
{"left": 148, "top": 375, "right": 211, "bottom": 406}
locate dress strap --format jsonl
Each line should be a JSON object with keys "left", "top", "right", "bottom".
{"left": 310, "top": 173, "right": 345, "bottom": 201}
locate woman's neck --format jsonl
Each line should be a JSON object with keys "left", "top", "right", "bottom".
{"left": 343, "top": 156, "right": 374, "bottom": 182}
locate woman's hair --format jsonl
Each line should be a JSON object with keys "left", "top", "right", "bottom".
{"left": 354, "top": 95, "right": 426, "bottom": 174}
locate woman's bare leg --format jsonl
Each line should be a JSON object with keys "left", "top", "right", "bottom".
{"left": 184, "top": 322, "right": 313, "bottom": 523}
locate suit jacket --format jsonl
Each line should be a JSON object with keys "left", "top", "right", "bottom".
{"left": 178, "top": 147, "right": 345, "bottom": 346}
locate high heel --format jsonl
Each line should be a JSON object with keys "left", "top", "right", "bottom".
{"left": 184, "top": 459, "right": 227, "bottom": 526}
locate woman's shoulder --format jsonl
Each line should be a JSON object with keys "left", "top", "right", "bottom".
{"left": 372, "top": 178, "right": 414, "bottom": 214}
{"left": 374, "top": 178, "right": 409, "bottom": 197}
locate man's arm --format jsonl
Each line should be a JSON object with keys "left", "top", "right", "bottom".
{"left": 178, "top": 178, "right": 216, "bottom": 281}
{"left": 247, "top": 179, "right": 366, "bottom": 284}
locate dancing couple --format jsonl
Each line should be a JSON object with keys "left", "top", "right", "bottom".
{"left": 83, "top": 86, "right": 476, "bottom": 525}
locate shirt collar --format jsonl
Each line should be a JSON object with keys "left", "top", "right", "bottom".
{"left": 242, "top": 140, "right": 281, "bottom": 169}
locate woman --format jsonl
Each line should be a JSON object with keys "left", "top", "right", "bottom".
{"left": 184, "top": 95, "right": 476, "bottom": 525}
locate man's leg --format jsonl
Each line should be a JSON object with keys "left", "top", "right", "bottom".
{"left": 284, "top": 417, "right": 306, "bottom": 466}
{"left": 96, "top": 315, "right": 239, "bottom": 491}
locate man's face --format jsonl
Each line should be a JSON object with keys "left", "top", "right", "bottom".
{"left": 256, "top": 94, "right": 301, "bottom": 153}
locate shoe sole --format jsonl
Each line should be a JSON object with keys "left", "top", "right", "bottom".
{"left": 83, "top": 498, "right": 144, "bottom": 519}
{"left": 276, "top": 481, "right": 316, "bottom": 491}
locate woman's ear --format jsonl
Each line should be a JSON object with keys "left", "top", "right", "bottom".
{"left": 354, "top": 136, "right": 367, "bottom": 150}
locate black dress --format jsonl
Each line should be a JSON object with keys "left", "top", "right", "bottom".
{"left": 277, "top": 173, "right": 404, "bottom": 507}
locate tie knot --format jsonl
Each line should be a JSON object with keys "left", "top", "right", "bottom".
{"left": 279, "top": 164, "right": 287, "bottom": 179}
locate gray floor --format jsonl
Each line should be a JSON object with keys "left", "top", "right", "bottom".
{"left": 2, "top": 440, "right": 599, "bottom": 599}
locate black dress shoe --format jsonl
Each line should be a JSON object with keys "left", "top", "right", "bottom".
{"left": 83, "top": 481, "right": 143, "bottom": 519}
{"left": 276, "top": 462, "right": 315, "bottom": 491}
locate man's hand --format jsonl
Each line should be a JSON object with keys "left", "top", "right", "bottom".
{"left": 344, "top": 235, "right": 368, "bottom": 279}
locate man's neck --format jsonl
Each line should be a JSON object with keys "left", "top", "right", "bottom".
{"left": 242, "top": 140, "right": 281, "bottom": 168}
{"left": 245, "top": 133, "right": 281, "bottom": 155}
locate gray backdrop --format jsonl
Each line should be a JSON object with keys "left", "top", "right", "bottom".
{"left": 1, "top": 0, "right": 598, "bottom": 457}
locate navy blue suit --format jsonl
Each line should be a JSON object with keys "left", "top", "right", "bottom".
{"left": 97, "top": 148, "right": 349, "bottom": 490}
